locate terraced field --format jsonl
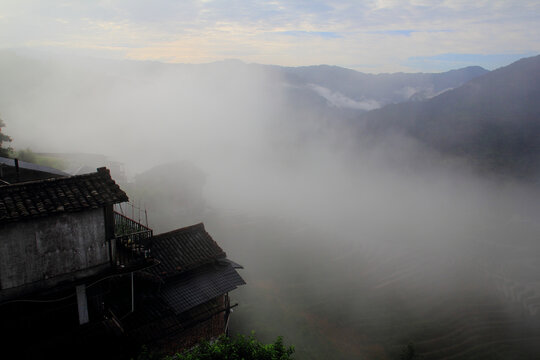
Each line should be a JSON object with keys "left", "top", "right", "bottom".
{"left": 209, "top": 213, "right": 540, "bottom": 360}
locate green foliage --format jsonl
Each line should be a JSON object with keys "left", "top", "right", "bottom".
{"left": 164, "top": 334, "right": 294, "bottom": 360}
{"left": 0, "top": 116, "right": 13, "bottom": 157}
{"left": 0, "top": 115, "right": 65, "bottom": 170}
{"left": 14, "top": 148, "right": 67, "bottom": 170}
{"left": 135, "top": 345, "right": 160, "bottom": 360}
{"left": 16, "top": 148, "right": 37, "bottom": 163}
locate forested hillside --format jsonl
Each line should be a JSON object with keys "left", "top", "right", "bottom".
{"left": 358, "top": 55, "right": 540, "bottom": 177}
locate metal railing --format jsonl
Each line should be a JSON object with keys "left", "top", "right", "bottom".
{"left": 114, "top": 211, "right": 152, "bottom": 267}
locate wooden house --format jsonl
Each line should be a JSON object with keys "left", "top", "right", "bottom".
{"left": 0, "top": 167, "right": 244, "bottom": 359}
{"left": 121, "top": 223, "right": 245, "bottom": 353}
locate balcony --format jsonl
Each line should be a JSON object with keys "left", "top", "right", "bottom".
{"left": 114, "top": 211, "right": 153, "bottom": 268}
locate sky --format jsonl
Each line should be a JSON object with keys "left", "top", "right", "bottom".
{"left": 1, "top": 0, "right": 539, "bottom": 73}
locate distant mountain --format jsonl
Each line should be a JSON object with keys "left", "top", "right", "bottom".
{"left": 0, "top": 51, "right": 487, "bottom": 115}
{"left": 278, "top": 64, "right": 489, "bottom": 110}
{"left": 358, "top": 55, "right": 540, "bottom": 177}
{"left": 196, "top": 60, "right": 488, "bottom": 115}
{"left": 0, "top": 50, "right": 490, "bottom": 160}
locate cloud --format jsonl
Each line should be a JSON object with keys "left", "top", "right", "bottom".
{"left": 369, "top": 30, "right": 415, "bottom": 36}
{"left": 309, "top": 84, "right": 381, "bottom": 111}
{"left": 276, "top": 31, "right": 342, "bottom": 38}
{"left": 367, "top": 29, "right": 452, "bottom": 37}
{"left": 0, "top": 0, "right": 539, "bottom": 72}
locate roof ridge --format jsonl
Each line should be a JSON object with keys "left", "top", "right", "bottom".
{"left": 0, "top": 167, "right": 128, "bottom": 223}
{"left": 152, "top": 223, "right": 206, "bottom": 240}
{"left": 148, "top": 223, "right": 228, "bottom": 278}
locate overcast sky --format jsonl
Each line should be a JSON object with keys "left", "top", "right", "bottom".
{"left": 1, "top": 0, "right": 539, "bottom": 73}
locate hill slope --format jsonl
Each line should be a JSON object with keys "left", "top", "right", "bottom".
{"left": 281, "top": 64, "right": 488, "bottom": 108}
{"left": 358, "top": 55, "right": 540, "bottom": 176}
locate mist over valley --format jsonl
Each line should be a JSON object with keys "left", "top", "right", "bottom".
{"left": 2, "top": 51, "right": 540, "bottom": 359}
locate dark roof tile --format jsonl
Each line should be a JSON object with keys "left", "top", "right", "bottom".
{"left": 160, "top": 263, "right": 246, "bottom": 314}
{"left": 149, "top": 223, "right": 226, "bottom": 277}
{"left": 0, "top": 167, "right": 128, "bottom": 224}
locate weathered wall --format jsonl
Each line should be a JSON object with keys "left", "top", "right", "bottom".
{"left": 0, "top": 208, "right": 109, "bottom": 290}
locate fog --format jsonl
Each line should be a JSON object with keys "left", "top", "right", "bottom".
{"left": 2, "top": 51, "right": 540, "bottom": 359}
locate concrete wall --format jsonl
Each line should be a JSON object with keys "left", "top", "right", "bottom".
{"left": 0, "top": 208, "right": 109, "bottom": 291}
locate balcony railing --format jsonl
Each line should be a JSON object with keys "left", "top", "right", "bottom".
{"left": 114, "top": 211, "right": 152, "bottom": 267}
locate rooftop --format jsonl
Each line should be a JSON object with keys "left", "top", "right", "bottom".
{"left": 149, "top": 223, "right": 227, "bottom": 278}
{"left": 0, "top": 167, "right": 128, "bottom": 224}
{"left": 160, "top": 262, "right": 246, "bottom": 314}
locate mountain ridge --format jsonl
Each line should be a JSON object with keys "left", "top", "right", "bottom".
{"left": 358, "top": 54, "right": 540, "bottom": 177}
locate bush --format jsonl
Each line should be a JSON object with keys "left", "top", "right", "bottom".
{"left": 164, "top": 334, "right": 294, "bottom": 360}
{"left": 15, "top": 148, "right": 66, "bottom": 170}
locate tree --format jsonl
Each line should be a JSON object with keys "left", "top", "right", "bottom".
{"left": 14, "top": 148, "right": 37, "bottom": 163}
{"left": 0, "top": 115, "right": 13, "bottom": 157}
{"left": 160, "top": 334, "right": 295, "bottom": 360}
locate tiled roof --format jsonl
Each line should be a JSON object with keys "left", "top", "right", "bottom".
{"left": 123, "top": 224, "right": 246, "bottom": 344}
{"left": 149, "top": 223, "right": 227, "bottom": 277}
{"left": 160, "top": 263, "right": 246, "bottom": 315}
{"left": 0, "top": 167, "right": 128, "bottom": 224}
